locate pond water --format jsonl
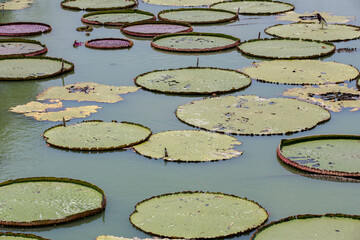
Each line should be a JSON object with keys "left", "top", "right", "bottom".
{"left": 0, "top": 0, "right": 360, "bottom": 239}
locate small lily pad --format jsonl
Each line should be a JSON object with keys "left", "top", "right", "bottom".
{"left": 120, "top": 21, "right": 193, "bottom": 37}
{"left": 176, "top": 95, "right": 331, "bottom": 135}
{"left": 0, "top": 232, "right": 49, "bottom": 240}
{"left": 277, "top": 11, "right": 355, "bottom": 24}
{"left": 133, "top": 130, "right": 243, "bottom": 162}
{"left": 265, "top": 22, "right": 360, "bottom": 42}
{"left": 251, "top": 214, "right": 360, "bottom": 240}
{"left": 85, "top": 38, "right": 133, "bottom": 49}
{"left": 43, "top": 120, "right": 152, "bottom": 150}
{"left": 81, "top": 10, "right": 156, "bottom": 26}
{"left": 142, "top": 0, "right": 222, "bottom": 7}
{"left": 151, "top": 32, "right": 240, "bottom": 52}
{"left": 0, "top": 39, "right": 47, "bottom": 58}
{"left": 277, "top": 135, "right": 360, "bottom": 177}
{"left": 241, "top": 60, "right": 360, "bottom": 85}
{"left": 0, "top": 177, "right": 106, "bottom": 227}
{"left": 37, "top": 82, "right": 139, "bottom": 103}
{"left": 211, "top": 0, "right": 294, "bottom": 15}
{"left": 282, "top": 84, "right": 360, "bottom": 112}
{"left": 135, "top": 67, "right": 251, "bottom": 94}
{"left": 0, "top": 0, "right": 34, "bottom": 10}
{"left": 0, "top": 57, "right": 74, "bottom": 81}
{"left": 0, "top": 22, "right": 51, "bottom": 37}
{"left": 158, "top": 8, "right": 238, "bottom": 24}
{"left": 61, "top": 0, "right": 136, "bottom": 11}
{"left": 238, "top": 39, "right": 335, "bottom": 59}
{"left": 9, "top": 100, "right": 63, "bottom": 113}
{"left": 130, "top": 192, "right": 268, "bottom": 239}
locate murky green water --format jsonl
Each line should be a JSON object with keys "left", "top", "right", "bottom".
{"left": 0, "top": 0, "right": 360, "bottom": 239}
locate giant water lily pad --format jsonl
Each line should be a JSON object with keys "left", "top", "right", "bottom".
{"left": 135, "top": 67, "right": 251, "bottom": 94}
{"left": 251, "top": 214, "right": 360, "bottom": 240}
{"left": 81, "top": 10, "right": 156, "bottom": 26}
{"left": 43, "top": 120, "right": 151, "bottom": 150}
{"left": 142, "top": 0, "right": 222, "bottom": 7}
{"left": 277, "top": 135, "right": 360, "bottom": 177}
{"left": 0, "top": 177, "right": 105, "bottom": 227}
{"left": 210, "top": 0, "right": 294, "bottom": 15}
{"left": 0, "top": 57, "right": 74, "bottom": 81}
{"left": 158, "top": 8, "right": 238, "bottom": 24}
{"left": 37, "top": 82, "right": 139, "bottom": 103}
{"left": 0, "top": 22, "right": 51, "bottom": 37}
{"left": 151, "top": 32, "right": 240, "bottom": 52}
{"left": 238, "top": 39, "right": 335, "bottom": 59}
{"left": 176, "top": 95, "right": 331, "bottom": 135}
{"left": 0, "top": 39, "right": 47, "bottom": 58}
{"left": 130, "top": 192, "right": 268, "bottom": 238}
{"left": 241, "top": 60, "right": 360, "bottom": 85}
{"left": 85, "top": 38, "right": 133, "bottom": 49}
{"left": 133, "top": 130, "right": 242, "bottom": 162}
{"left": 265, "top": 23, "right": 360, "bottom": 42}
{"left": 61, "top": 0, "right": 136, "bottom": 11}
{"left": 0, "top": 232, "right": 49, "bottom": 240}
{"left": 120, "top": 21, "right": 193, "bottom": 37}
{"left": 277, "top": 11, "right": 355, "bottom": 24}
{"left": 96, "top": 237, "right": 180, "bottom": 240}
{"left": 283, "top": 84, "right": 360, "bottom": 112}
{"left": 0, "top": 0, "right": 34, "bottom": 10}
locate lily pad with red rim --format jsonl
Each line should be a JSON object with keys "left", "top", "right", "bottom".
{"left": 0, "top": 39, "right": 47, "bottom": 58}
{"left": 142, "top": 0, "right": 223, "bottom": 7}
{"left": 0, "top": 22, "right": 51, "bottom": 37}
{"left": 61, "top": 0, "right": 136, "bottom": 11}
{"left": 85, "top": 38, "right": 133, "bottom": 49}
{"left": 120, "top": 21, "right": 193, "bottom": 37}
{"left": 0, "top": 232, "right": 49, "bottom": 240}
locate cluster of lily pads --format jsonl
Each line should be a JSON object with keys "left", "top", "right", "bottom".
{"left": 1, "top": 0, "right": 360, "bottom": 239}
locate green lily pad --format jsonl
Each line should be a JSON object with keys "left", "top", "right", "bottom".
{"left": 283, "top": 84, "right": 360, "bottom": 112}
{"left": 133, "top": 130, "right": 242, "bottom": 162}
{"left": 0, "top": 232, "right": 49, "bottom": 240}
{"left": 142, "top": 0, "right": 222, "bottom": 7}
{"left": 81, "top": 10, "right": 156, "bottom": 26}
{"left": 0, "top": 57, "right": 74, "bottom": 81}
{"left": 0, "top": 177, "right": 105, "bottom": 227}
{"left": 61, "top": 0, "right": 136, "bottom": 11}
{"left": 0, "top": 39, "right": 47, "bottom": 58}
{"left": 43, "top": 120, "right": 152, "bottom": 150}
{"left": 241, "top": 60, "right": 360, "bottom": 85}
{"left": 130, "top": 192, "right": 268, "bottom": 239}
{"left": 251, "top": 214, "right": 360, "bottom": 240}
{"left": 176, "top": 95, "right": 331, "bottom": 135}
{"left": 265, "top": 23, "right": 360, "bottom": 42}
{"left": 158, "top": 8, "right": 238, "bottom": 24}
{"left": 277, "top": 11, "right": 355, "bottom": 24}
{"left": 135, "top": 67, "right": 251, "bottom": 94}
{"left": 210, "top": 0, "right": 294, "bottom": 15}
{"left": 0, "top": 0, "right": 34, "bottom": 10}
{"left": 151, "top": 32, "right": 240, "bottom": 52}
{"left": 278, "top": 135, "right": 360, "bottom": 177}
{"left": 37, "top": 82, "right": 139, "bottom": 103}
{"left": 238, "top": 39, "right": 335, "bottom": 59}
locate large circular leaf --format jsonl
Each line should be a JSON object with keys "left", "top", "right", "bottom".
{"left": 0, "top": 39, "right": 47, "bottom": 58}
{"left": 130, "top": 192, "right": 268, "bottom": 239}
{"left": 265, "top": 23, "right": 360, "bottom": 42}
{"left": 251, "top": 214, "right": 360, "bottom": 240}
{"left": 0, "top": 22, "right": 51, "bottom": 37}
{"left": 158, "top": 8, "right": 238, "bottom": 24}
{"left": 176, "top": 95, "right": 331, "bottom": 135}
{"left": 151, "top": 32, "right": 240, "bottom": 52}
{"left": 135, "top": 67, "right": 251, "bottom": 94}
{"left": 0, "top": 57, "right": 74, "bottom": 81}
{"left": 133, "top": 130, "right": 243, "bottom": 162}
{"left": 85, "top": 38, "right": 133, "bottom": 49}
{"left": 43, "top": 120, "right": 152, "bottom": 150}
{"left": 238, "top": 39, "right": 335, "bottom": 59}
{"left": 61, "top": 0, "right": 136, "bottom": 11}
{"left": 0, "top": 177, "right": 106, "bottom": 227}
{"left": 0, "top": 232, "right": 49, "bottom": 240}
{"left": 142, "top": 0, "right": 222, "bottom": 7}
{"left": 121, "top": 21, "right": 193, "bottom": 37}
{"left": 211, "top": 0, "right": 294, "bottom": 15}
{"left": 81, "top": 10, "right": 156, "bottom": 26}
{"left": 241, "top": 60, "right": 360, "bottom": 85}
{"left": 278, "top": 135, "right": 360, "bottom": 177}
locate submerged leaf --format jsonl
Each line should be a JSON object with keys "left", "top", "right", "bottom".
{"left": 282, "top": 84, "right": 360, "bottom": 112}
{"left": 133, "top": 130, "right": 242, "bottom": 162}
{"left": 0, "top": 232, "right": 49, "bottom": 240}
{"left": 277, "top": 11, "right": 355, "bottom": 24}
{"left": 37, "top": 82, "right": 139, "bottom": 103}
{"left": 130, "top": 192, "right": 268, "bottom": 239}
{"left": 9, "top": 100, "right": 63, "bottom": 113}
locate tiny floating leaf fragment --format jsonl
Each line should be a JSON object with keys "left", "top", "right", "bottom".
{"left": 277, "top": 11, "right": 355, "bottom": 24}
{"left": 133, "top": 130, "right": 243, "bottom": 162}
{"left": 130, "top": 192, "right": 268, "bottom": 239}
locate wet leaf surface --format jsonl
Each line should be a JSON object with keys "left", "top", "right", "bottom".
{"left": 277, "top": 11, "right": 355, "bottom": 23}
{"left": 9, "top": 100, "right": 63, "bottom": 113}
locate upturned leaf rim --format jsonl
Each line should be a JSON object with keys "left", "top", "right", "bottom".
{"left": 0, "top": 38, "right": 48, "bottom": 58}
{"left": 0, "top": 22, "right": 52, "bottom": 37}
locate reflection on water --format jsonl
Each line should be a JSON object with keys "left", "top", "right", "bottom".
{"left": 1, "top": 0, "right": 360, "bottom": 239}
